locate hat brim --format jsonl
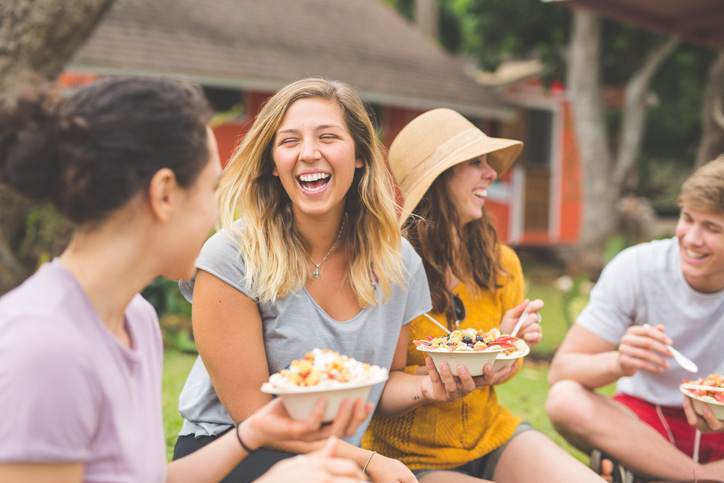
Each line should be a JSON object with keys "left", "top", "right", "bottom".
{"left": 399, "top": 135, "right": 522, "bottom": 225}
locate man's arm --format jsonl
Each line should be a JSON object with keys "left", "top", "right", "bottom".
{"left": 549, "top": 323, "right": 673, "bottom": 389}
{"left": 548, "top": 324, "right": 623, "bottom": 389}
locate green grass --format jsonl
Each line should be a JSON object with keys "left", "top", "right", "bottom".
{"left": 163, "top": 350, "right": 197, "bottom": 460}
{"left": 525, "top": 282, "right": 569, "bottom": 356}
{"left": 497, "top": 362, "right": 587, "bottom": 462}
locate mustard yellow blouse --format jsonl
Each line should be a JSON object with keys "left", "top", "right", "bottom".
{"left": 362, "top": 245, "right": 525, "bottom": 470}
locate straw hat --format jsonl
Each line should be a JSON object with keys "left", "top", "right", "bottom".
{"left": 389, "top": 108, "right": 523, "bottom": 224}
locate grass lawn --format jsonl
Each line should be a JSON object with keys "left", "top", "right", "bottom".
{"left": 163, "top": 350, "right": 197, "bottom": 460}
{"left": 497, "top": 362, "right": 588, "bottom": 463}
{"left": 525, "top": 282, "right": 569, "bottom": 357}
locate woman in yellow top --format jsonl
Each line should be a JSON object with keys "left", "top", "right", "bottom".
{"left": 364, "top": 109, "right": 604, "bottom": 482}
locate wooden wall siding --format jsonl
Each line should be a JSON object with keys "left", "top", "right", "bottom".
{"left": 485, "top": 201, "right": 510, "bottom": 244}
{"left": 523, "top": 166, "right": 551, "bottom": 232}
{"left": 558, "top": 101, "right": 582, "bottom": 243}
{"left": 213, "top": 121, "right": 248, "bottom": 168}
{"left": 382, "top": 106, "right": 424, "bottom": 147}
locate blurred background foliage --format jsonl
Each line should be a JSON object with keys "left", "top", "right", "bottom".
{"left": 386, "top": 0, "right": 712, "bottom": 216}
{"left": 142, "top": 277, "right": 196, "bottom": 353}
{"left": 4, "top": 0, "right": 711, "bottom": 354}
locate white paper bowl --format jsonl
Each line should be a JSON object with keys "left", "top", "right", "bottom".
{"left": 416, "top": 345, "right": 505, "bottom": 377}
{"left": 261, "top": 372, "right": 388, "bottom": 422}
{"left": 680, "top": 384, "right": 724, "bottom": 422}
{"left": 493, "top": 341, "right": 530, "bottom": 371}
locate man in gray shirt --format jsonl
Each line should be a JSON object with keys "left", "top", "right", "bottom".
{"left": 546, "top": 157, "right": 724, "bottom": 482}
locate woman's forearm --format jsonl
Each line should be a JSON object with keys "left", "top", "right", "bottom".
{"left": 166, "top": 429, "right": 246, "bottom": 483}
{"left": 548, "top": 350, "right": 623, "bottom": 389}
{"left": 376, "top": 370, "right": 429, "bottom": 416}
{"left": 266, "top": 438, "right": 373, "bottom": 468}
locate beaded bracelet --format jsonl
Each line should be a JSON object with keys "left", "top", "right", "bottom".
{"left": 234, "top": 421, "right": 256, "bottom": 453}
{"left": 362, "top": 451, "right": 377, "bottom": 473}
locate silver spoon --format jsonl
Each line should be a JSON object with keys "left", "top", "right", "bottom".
{"left": 642, "top": 324, "right": 698, "bottom": 373}
{"left": 510, "top": 306, "right": 529, "bottom": 338}
{"left": 668, "top": 345, "right": 698, "bottom": 373}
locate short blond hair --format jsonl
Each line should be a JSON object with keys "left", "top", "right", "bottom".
{"left": 678, "top": 155, "right": 724, "bottom": 214}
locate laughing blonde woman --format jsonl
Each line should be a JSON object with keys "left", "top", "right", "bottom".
{"left": 172, "top": 78, "right": 431, "bottom": 482}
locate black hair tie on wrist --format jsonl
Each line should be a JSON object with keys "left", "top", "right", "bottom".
{"left": 235, "top": 421, "right": 256, "bottom": 453}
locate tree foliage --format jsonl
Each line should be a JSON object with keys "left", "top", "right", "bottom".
{"left": 447, "top": 0, "right": 569, "bottom": 80}
{"left": 389, "top": 0, "right": 712, "bottom": 213}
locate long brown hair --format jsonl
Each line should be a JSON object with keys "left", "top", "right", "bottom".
{"left": 404, "top": 169, "right": 505, "bottom": 327}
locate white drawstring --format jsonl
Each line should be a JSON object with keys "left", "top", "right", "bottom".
{"left": 693, "top": 429, "right": 701, "bottom": 464}
{"left": 656, "top": 405, "right": 701, "bottom": 465}
{"left": 655, "top": 405, "right": 676, "bottom": 445}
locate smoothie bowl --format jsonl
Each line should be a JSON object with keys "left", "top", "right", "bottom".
{"left": 261, "top": 349, "right": 388, "bottom": 422}
{"left": 414, "top": 328, "right": 524, "bottom": 377}
{"left": 492, "top": 337, "right": 530, "bottom": 371}
{"left": 680, "top": 373, "right": 724, "bottom": 422}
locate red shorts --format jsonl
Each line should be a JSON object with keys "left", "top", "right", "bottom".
{"left": 614, "top": 393, "right": 724, "bottom": 463}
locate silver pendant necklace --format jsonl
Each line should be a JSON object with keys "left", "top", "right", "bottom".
{"left": 311, "top": 215, "right": 346, "bottom": 279}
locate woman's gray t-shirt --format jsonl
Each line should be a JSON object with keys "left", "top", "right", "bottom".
{"left": 177, "top": 228, "right": 431, "bottom": 445}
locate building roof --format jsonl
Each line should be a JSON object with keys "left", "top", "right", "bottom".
{"left": 547, "top": 0, "right": 724, "bottom": 48}
{"left": 473, "top": 59, "right": 544, "bottom": 87}
{"left": 70, "top": 0, "right": 513, "bottom": 119}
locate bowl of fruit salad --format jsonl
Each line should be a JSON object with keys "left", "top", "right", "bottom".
{"left": 680, "top": 374, "right": 724, "bottom": 422}
{"left": 492, "top": 335, "right": 530, "bottom": 371}
{"left": 261, "top": 349, "right": 388, "bottom": 422}
{"left": 414, "top": 328, "right": 522, "bottom": 377}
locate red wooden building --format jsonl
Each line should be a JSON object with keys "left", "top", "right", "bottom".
{"left": 62, "top": 0, "right": 582, "bottom": 246}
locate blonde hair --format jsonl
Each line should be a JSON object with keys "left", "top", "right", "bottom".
{"left": 218, "top": 78, "right": 404, "bottom": 306}
{"left": 678, "top": 155, "right": 724, "bottom": 214}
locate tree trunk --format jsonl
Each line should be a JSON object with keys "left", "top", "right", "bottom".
{"left": 568, "top": 9, "right": 678, "bottom": 270}
{"left": 0, "top": 0, "right": 114, "bottom": 293}
{"left": 614, "top": 37, "right": 679, "bottom": 187}
{"left": 567, "top": 10, "right": 615, "bottom": 265}
{"left": 696, "top": 49, "right": 724, "bottom": 167}
{"left": 414, "top": 0, "right": 438, "bottom": 42}
{"left": 0, "top": 0, "right": 114, "bottom": 101}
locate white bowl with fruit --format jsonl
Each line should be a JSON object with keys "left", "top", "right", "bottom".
{"left": 492, "top": 338, "right": 530, "bottom": 371}
{"left": 261, "top": 349, "right": 388, "bottom": 422}
{"left": 680, "top": 374, "right": 724, "bottom": 422}
{"left": 414, "top": 328, "right": 523, "bottom": 377}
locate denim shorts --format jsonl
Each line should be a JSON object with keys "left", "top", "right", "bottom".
{"left": 413, "top": 422, "right": 534, "bottom": 481}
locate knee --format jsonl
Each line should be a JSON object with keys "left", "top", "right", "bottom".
{"left": 545, "top": 380, "right": 592, "bottom": 435}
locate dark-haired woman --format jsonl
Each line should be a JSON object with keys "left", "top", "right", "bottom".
{"left": 363, "top": 109, "right": 604, "bottom": 482}
{"left": 0, "top": 77, "right": 366, "bottom": 483}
